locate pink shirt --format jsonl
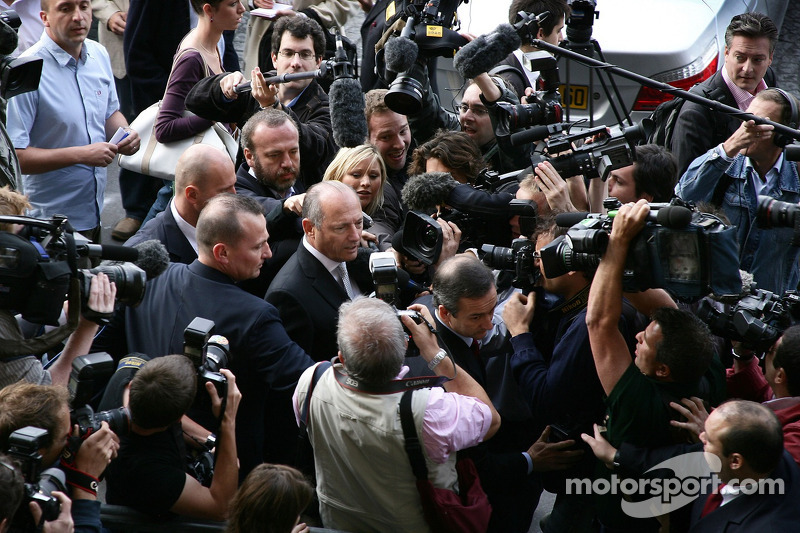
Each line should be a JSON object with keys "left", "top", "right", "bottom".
{"left": 721, "top": 67, "right": 768, "bottom": 111}
{"left": 293, "top": 364, "right": 492, "bottom": 464}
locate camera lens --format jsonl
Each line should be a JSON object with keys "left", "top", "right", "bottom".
{"left": 94, "top": 407, "right": 131, "bottom": 436}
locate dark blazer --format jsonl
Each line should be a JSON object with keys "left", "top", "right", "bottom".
{"left": 265, "top": 243, "right": 372, "bottom": 362}
{"left": 672, "top": 68, "right": 778, "bottom": 174}
{"left": 186, "top": 77, "right": 336, "bottom": 188}
{"left": 434, "top": 317, "right": 540, "bottom": 533}
{"left": 123, "top": 1, "right": 190, "bottom": 114}
{"left": 92, "top": 260, "right": 314, "bottom": 477}
{"left": 689, "top": 450, "right": 800, "bottom": 532}
{"left": 233, "top": 163, "right": 304, "bottom": 296}
{"left": 124, "top": 205, "right": 196, "bottom": 265}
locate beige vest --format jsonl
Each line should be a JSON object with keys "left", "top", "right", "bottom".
{"left": 298, "top": 365, "right": 459, "bottom": 532}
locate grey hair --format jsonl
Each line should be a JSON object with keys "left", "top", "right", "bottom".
{"left": 337, "top": 297, "right": 406, "bottom": 384}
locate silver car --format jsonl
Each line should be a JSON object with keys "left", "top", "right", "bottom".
{"left": 434, "top": 0, "right": 789, "bottom": 129}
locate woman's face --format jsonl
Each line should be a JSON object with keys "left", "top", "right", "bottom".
{"left": 211, "top": 0, "right": 244, "bottom": 30}
{"left": 340, "top": 158, "right": 383, "bottom": 210}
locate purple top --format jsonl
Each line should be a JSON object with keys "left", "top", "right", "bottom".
{"left": 154, "top": 48, "right": 215, "bottom": 143}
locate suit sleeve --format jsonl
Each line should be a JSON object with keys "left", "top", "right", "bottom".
{"left": 185, "top": 72, "right": 255, "bottom": 126}
{"left": 264, "top": 288, "right": 317, "bottom": 358}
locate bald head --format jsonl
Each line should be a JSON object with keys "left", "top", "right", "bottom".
{"left": 174, "top": 145, "right": 237, "bottom": 226}
{"left": 302, "top": 181, "right": 363, "bottom": 262}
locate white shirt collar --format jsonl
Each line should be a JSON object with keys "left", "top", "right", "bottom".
{"left": 170, "top": 199, "right": 198, "bottom": 254}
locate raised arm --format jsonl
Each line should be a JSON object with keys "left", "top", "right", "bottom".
{"left": 585, "top": 199, "right": 649, "bottom": 395}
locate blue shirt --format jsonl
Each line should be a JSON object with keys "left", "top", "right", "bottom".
{"left": 676, "top": 145, "right": 800, "bottom": 294}
{"left": 7, "top": 33, "right": 119, "bottom": 231}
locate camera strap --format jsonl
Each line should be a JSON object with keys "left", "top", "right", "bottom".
{"left": 332, "top": 358, "right": 451, "bottom": 394}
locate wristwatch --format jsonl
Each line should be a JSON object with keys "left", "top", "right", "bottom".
{"left": 428, "top": 349, "right": 447, "bottom": 371}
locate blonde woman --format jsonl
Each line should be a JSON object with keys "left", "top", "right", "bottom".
{"left": 323, "top": 144, "right": 402, "bottom": 250}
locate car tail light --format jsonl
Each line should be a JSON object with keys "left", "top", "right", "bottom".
{"left": 632, "top": 38, "right": 719, "bottom": 111}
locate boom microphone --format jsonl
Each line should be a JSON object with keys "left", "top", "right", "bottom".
{"left": 330, "top": 76, "right": 368, "bottom": 148}
{"left": 453, "top": 23, "right": 522, "bottom": 80}
{"left": 384, "top": 37, "right": 419, "bottom": 73}
{"left": 650, "top": 205, "right": 692, "bottom": 228}
{"left": 131, "top": 239, "right": 170, "bottom": 279}
{"left": 401, "top": 172, "right": 459, "bottom": 213}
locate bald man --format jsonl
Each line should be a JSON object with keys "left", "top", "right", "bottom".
{"left": 126, "top": 144, "right": 236, "bottom": 263}
{"left": 266, "top": 181, "right": 374, "bottom": 361}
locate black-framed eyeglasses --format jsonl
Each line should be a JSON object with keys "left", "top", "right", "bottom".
{"left": 277, "top": 49, "right": 317, "bottom": 61}
{"left": 458, "top": 103, "right": 489, "bottom": 117}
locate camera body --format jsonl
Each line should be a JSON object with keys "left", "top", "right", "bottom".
{"left": 6, "top": 426, "right": 67, "bottom": 525}
{"left": 184, "top": 317, "right": 231, "bottom": 412}
{"left": 697, "top": 289, "right": 800, "bottom": 353}
{"left": 481, "top": 238, "right": 539, "bottom": 292}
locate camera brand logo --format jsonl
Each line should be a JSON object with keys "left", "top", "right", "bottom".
{"left": 566, "top": 452, "right": 785, "bottom": 518}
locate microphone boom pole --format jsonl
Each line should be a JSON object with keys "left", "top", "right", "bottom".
{"left": 531, "top": 38, "right": 800, "bottom": 142}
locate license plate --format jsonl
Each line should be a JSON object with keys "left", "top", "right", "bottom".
{"left": 559, "top": 84, "right": 589, "bottom": 110}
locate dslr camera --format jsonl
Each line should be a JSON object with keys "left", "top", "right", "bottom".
{"left": 6, "top": 427, "right": 67, "bottom": 529}
{"left": 183, "top": 317, "right": 231, "bottom": 413}
{"left": 481, "top": 237, "right": 539, "bottom": 292}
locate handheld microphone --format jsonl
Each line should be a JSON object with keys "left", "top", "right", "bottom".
{"left": 453, "top": 23, "right": 522, "bottom": 80}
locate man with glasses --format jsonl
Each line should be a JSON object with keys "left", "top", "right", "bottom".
{"left": 187, "top": 15, "right": 336, "bottom": 187}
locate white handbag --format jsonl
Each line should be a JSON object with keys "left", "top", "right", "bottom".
{"left": 118, "top": 104, "right": 238, "bottom": 181}
{"left": 117, "top": 46, "right": 238, "bottom": 181}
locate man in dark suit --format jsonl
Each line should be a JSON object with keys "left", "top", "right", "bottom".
{"left": 94, "top": 193, "right": 314, "bottom": 476}
{"left": 234, "top": 108, "right": 307, "bottom": 294}
{"left": 672, "top": 12, "right": 778, "bottom": 174}
{"left": 125, "top": 144, "right": 236, "bottom": 263}
{"left": 691, "top": 400, "right": 800, "bottom": 531}
{"left": 266, "top": 181, "right": 372, "bottom": 362}
{"left": 430, "top": 254, "right": 581, "bottom": 533}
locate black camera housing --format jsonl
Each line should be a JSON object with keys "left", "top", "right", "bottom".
{"left": 6, "top": 426, "right": 67, "bottom": 527}
{"left": 184, "top": 317, "right": 231, "bottom": 415}
{"left": 481, "top": 238, "right": 539, "bottom": 292}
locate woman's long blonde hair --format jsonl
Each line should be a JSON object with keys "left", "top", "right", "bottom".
{"left": 323, "top": 144, "right": 387, "bottom": 215}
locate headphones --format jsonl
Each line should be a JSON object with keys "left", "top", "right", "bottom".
{"left": 772, "top": 88, "right": 798, "bottom": 148}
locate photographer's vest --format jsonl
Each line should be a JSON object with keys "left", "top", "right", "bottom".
{"left": 301, "top": 367, "right": 458, "bottom": 533}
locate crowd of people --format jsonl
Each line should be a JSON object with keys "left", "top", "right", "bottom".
{"left": 1, "top": 0, "right": 800, "bottom": 532}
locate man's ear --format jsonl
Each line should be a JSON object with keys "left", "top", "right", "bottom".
{"left": 185, "top": 184, "right": 200, "bottom": 204}
{"left": 243, "top": 146, "right": 254, "bottom": 168}
{"left": 774, "top": 366, "right": 787, "bottom": 386}
{"left": 301, "top": 218, "right": 314, "bottom": 238}
{"left": 212, "top": 242, "right": 228, "bottom": 263}
{"left": 655, "top": 362, "right": 671, "bottom": 380}
{"left": 728, "top": 452, "right": 745, "bottom": 472}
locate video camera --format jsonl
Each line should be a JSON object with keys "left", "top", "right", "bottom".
{"left": 6, "top": 427, "right": 67, "bottom": 529}
{"left": 183, "top": 318, "right": 231, "bottom": 416}
{"left": 383, "top": 0, "right": 467, "bottom": 114}
{"left": 514, "top": 119, "right": 652, "bottom": 181}
{"left": 539, "top": 198, "right": 742, "bottom": 301}
{"left": 697, "top": 289, "right": 800, "bottom": 354}
{"left": 0, "top": 214, "right": 145, "bottom": 326}
{"left": 495, "top": 51, "right": 563, "bottom": 132}
{"left": 400, "top": 198, "right": 537, "bottom": 265}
